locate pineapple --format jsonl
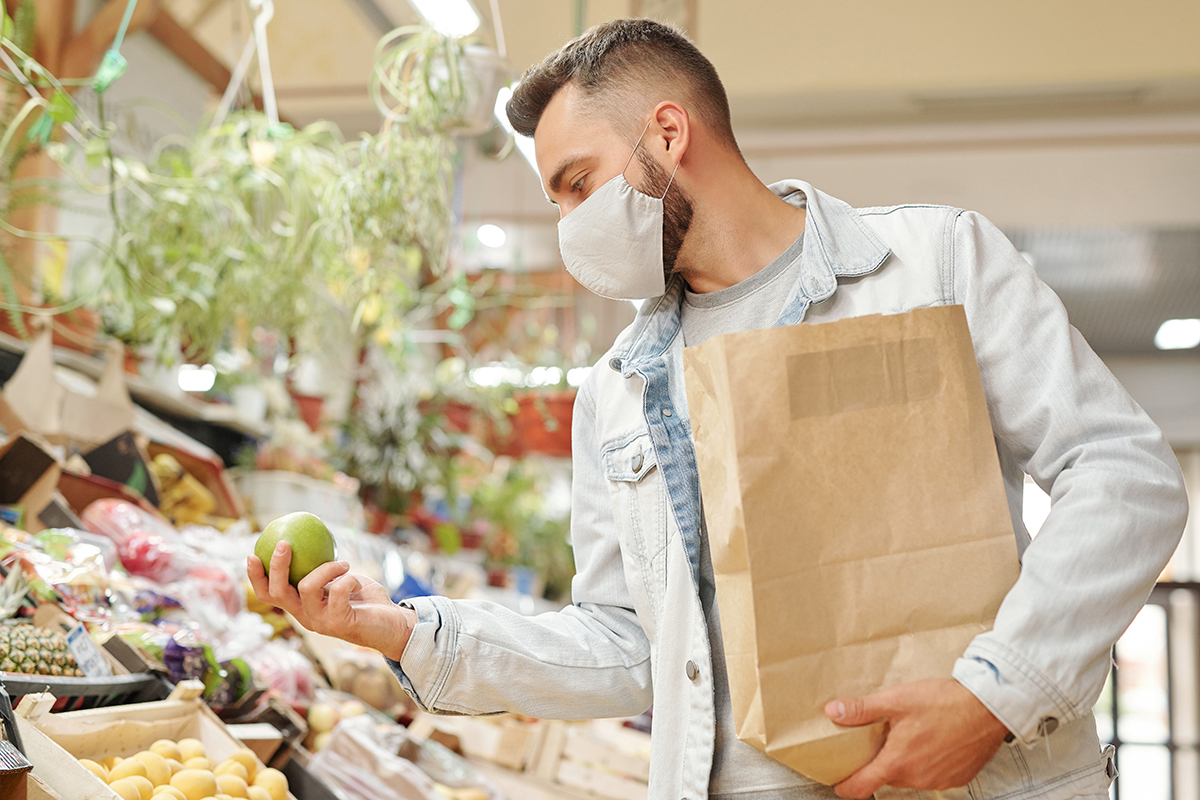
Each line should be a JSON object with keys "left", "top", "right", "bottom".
{"left": 0, "top": 570, "right": 86, "bottom": 677}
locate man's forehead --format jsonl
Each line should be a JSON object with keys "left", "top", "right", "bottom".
{"left": 534, "top": 87, "right": 625, "bottom": 197}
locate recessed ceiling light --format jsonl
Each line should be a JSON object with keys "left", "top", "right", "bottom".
{"left": 477, "top": 223, "right": 506, "bottom": 248}
{"left": 1154, "top": 319, "right": 1200, "bottom": 350}
{"left": 408, "top": 0, "right": 480, "bottom": 38}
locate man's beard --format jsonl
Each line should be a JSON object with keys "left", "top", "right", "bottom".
{"left": 636, "top": 148, "right": 693, "bottom": 275}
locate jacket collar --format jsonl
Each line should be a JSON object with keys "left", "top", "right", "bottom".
{"left": 611, "top": 180, "right": 892, "bottom": 374}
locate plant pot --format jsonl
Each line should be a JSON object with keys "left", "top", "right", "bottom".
{"left": 231, "top": 384, "right": 268, "bottom": 424}
{"left": 509, "top": 391, "right": 575, "bottom": 458}
{"left": 0, "top": 305, "right": 100, "bottom": 355}
{"left": 290, "top": 390, "right": 324, "bottom": 432}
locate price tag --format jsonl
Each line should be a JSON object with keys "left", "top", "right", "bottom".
{"left": 66, "top": 624, "right": 112, "bottom": 678}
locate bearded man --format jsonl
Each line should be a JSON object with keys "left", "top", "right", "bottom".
{"left": 249, "top": 18, "right": 1187, "bottom": 800}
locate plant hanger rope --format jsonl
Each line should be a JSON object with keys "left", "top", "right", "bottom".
{"left": 213, "top": 0, "right": 280, "bottom": 128}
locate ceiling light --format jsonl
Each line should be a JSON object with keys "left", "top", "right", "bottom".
{"left": 1154, "top": 319, "right": 1200, "bottom": 350}
{"left": 178, "top": 364, "right": 217, "bottom": 392}
{"left": 494, "top": 85, "right": 538, "bottom": 174}
{"left": 477, "top": 223, "right": 506, "bottom": 248}
{"left": 408, "top": 0, "right": 480, "bottom": 38}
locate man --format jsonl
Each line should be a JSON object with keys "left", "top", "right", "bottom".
{"left": 248, "top": 19, "right": 1188, "bottom": 800}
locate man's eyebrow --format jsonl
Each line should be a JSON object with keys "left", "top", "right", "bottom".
{"left": 548, "top": 155, "right": 588, "bottom": 195}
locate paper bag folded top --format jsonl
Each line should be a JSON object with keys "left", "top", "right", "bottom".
{"left": 683, "top": 304, "right": 1019, "bottom": 785}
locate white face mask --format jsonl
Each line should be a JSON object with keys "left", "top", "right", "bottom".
{"left": 556, "top": 120, "right": 680, "bottom": 301}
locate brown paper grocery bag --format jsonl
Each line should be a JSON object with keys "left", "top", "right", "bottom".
{"left": 683, "top": 304, "right": 1019, "bottom": 786}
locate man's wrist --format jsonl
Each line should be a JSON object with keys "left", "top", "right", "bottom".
{"left": 380, "top": 605, "right": 418, "bottom": 663}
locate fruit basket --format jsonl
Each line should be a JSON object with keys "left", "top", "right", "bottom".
{"left": 14, "top": 680, "right": 299, "bottom": 800}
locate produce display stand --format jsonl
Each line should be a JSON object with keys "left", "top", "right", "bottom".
{"left": 12, "top": 680, "right": 298, "bottom": 800}
{"left": 0, "top": 671, "right": 170, "bottom": 713}
{"left": 0, "top": 606, "right": 173, "bottom": 712}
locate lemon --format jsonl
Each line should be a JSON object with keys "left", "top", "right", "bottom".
{"left": 251, "top": 767, "right": 288, "bottom": 800}
{"left": 133, "top": 751, "right": 172, "bottom": 786}
{"left": 166, "top": 759, "right": 185, "bottom": 776}
{"left": 125, "top": 775, "right": 155, "bottom": 800}
{"left": 170, "top": 769, "right": 218, "bottom": 800}
{"left": 216, "top": 774, "right": 249, "bottom": 798}
{"left": 245, "top": 787, "right": 272, "bottom": 800}
{"left": 109, "top": 759, "right": 149, "bottom": 783}
{"left": 225, "top": 749, "right": 258, "bottom": 784}
{"left": 109, "top": 778, "right": 143, "bottom": 800}
{"left": 215, "top": 761, "right": 249, "bottom": 781}
{"left": 183, "top": 757, "right": 213, "bottom": 771}
{"left": 152, "top": 788, "right": 187, "bottom": 800}
{"left": 177, "top": 739, "right": 206, "bottom": 761}
{"left": 151, "top": 740, "right": 183, "bottom": 761}
{"left": 254, "top": 512, "right": 337, "bottom": 586}
{"left": 79, "top": 758, "right": 108, "bottom": 782}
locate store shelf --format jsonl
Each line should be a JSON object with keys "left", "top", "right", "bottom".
{"left": 0, "top": 331, "right": 266, "bottom": 464}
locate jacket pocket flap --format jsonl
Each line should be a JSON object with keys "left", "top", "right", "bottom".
{"left": 602, "top": 434, "right": 658, "bottom": 482}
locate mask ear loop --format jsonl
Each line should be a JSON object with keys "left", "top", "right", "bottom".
{"left": 621, "top": 118, "right": 682, "bottom": 200}
{"left": 661, "top": 158, "right": 681, "bottom": 200}
{"left": 621, "top": 118, "right": 656, "bottom": 177}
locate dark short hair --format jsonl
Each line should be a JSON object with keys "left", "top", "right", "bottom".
{"left": 505, "top": 18, "right": 739, "bottom": 152}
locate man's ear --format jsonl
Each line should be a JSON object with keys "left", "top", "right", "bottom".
{"left": 652, "top": 101, "right": 690, "bottom": 165}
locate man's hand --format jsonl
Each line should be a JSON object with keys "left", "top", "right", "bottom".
{"left": 824, "top": 678, "right": 1010, "bottom": 798}
{"left": 247, "top": 541, "right": 416, "bottom": 662}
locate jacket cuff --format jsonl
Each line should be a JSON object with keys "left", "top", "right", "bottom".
{"left": 952, "top": 639, "right": 1076, "bottom": 746}
{"left": 383, "top": 595, "right": 457, "bottom": 711}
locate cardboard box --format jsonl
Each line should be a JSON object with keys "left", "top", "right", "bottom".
{"left": 56, "top": 470, "right": 165, "bottom": 521}
{"left": 147, "top": 442, "right": 244, "bottom": 521}
{"left": 82, "top": 431, "right": 160, "bottom": 508}
{"left": 1, "top": 333, "right": 133, "bottom": 451}
{"left": 15, "top": 681, "right": 297, "bottom": 800}
{"left": 0, "top": 434, "right": 61, "bottom": 532}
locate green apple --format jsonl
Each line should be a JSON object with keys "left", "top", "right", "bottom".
{"left": 254, "top": 512, "right": 337, "bottom": 586}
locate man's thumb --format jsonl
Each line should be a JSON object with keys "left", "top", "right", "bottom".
{"left": 825, "top": 695, "right": 884, "bottom": 727}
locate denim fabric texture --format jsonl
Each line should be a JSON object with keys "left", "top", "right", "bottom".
{"left": 389, "top": 181, "right": 1186, "bottom": 800}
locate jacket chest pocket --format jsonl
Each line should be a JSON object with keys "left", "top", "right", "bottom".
{"left": 602, "top": 433, "right": 668, "bottom": 627}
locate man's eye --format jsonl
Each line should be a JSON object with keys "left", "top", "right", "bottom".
{"left": 572, "top": 178, "right": 585, "bottom": 192}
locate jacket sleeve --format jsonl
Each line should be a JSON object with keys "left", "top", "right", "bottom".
{"left": 949, "top": 210, "right": 1188, "bottom": 745}
{"left": 387, "top": 378, "right": 654, "bottom": 719}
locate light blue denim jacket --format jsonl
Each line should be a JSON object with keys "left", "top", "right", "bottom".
{"left": 392, "top": 181, "right": 1188, "bottom": 800}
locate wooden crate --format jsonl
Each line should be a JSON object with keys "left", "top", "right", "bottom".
{"left": 407, "top": 711, "right": 540, "bottom": 771}
{"left": 14, "top": 680, "right": 296, "bottom": 800}
{"left": 528, "top": 720, "right": 651, "bottom": 800}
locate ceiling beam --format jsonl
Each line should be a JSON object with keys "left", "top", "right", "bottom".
{"left": 147, "top": 10, "right": 294, "bottom": 125}
{"left": 344, "top": 0, "right": 396, "bottom": 34}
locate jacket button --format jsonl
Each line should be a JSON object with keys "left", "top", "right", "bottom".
{"left": 685, "top": 660, "right": 698, "bottom": 680}
{"left": 609, "top": 357, "right": 622, "bottom": 372}
{"left": 663, "top": 408, "right": 673, "bottom": 417}
{"left": 1038, "top": 717, "right": 1059, "bottom": 736}
{"left": 632, "top": 453, "right": 644, "bottom": 473}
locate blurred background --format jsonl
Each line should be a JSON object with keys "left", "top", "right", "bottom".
{"left": 5, "top": 2, "right": 1199, "bottom": 798}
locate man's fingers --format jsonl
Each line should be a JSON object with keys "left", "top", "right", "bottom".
{"left": 834, "top": 742, "right": 900, "bottom": 799}
{"left": 297, "top": 562, "right": 351, "bottom": 620}
{"left": 298, "top": 561, "right": 351, "bottom": 595}
{"left": 835, "top": 762, "right": 890, "bottom": 800}
{"left": 246, "top": 555, "right": 269, "bottom": 601}
{"left": 827, "top": 692, "right": 891, "bottom": 727}
{"left": 326, "top": 573, "right": 364, "bottom": 617}
{"left": 267, "top": 541, "right": 300, "bottom": 608}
